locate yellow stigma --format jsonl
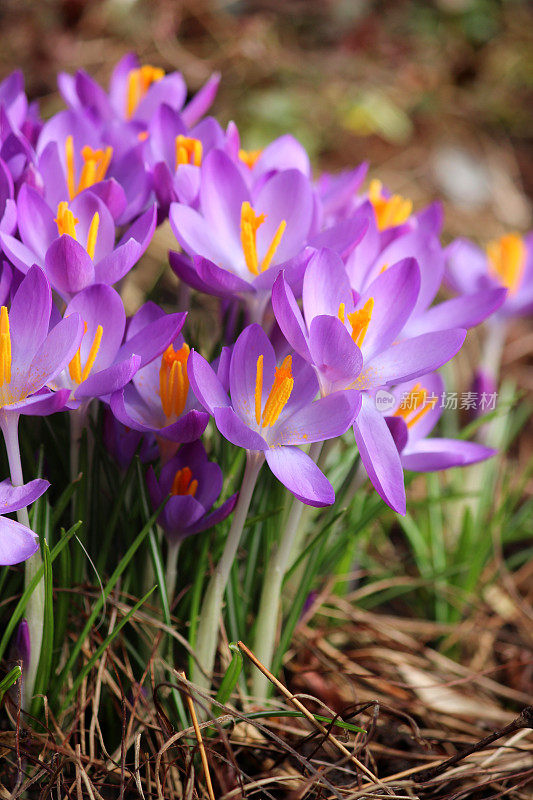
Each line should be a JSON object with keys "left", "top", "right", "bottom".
{"left": 255, "top": 354, "right": 294, "bottom": 428}
{"left": 339, "top": 297, "right": 374, "bottom": 347}
{"left": 175, "top": 135, "right": 203, "bottom": 171}
{"left": 486, "top": 233, "right": 525, "bottom": 294}
{"left": 239, "top": 148, "right": 263, "bottom": 169}
{"left": 240, "top": 201, "right": 286, "bottom": 276}
{"left": 159, "top": 343, "right": 190, "bottom": 419}
{"left": 68, "top": 321, "right": 103, "bottom": 385}
{"left": 126, "top": 64, "right": 165, "bottom": 119}
{"left": 170, "top": 466, "right": 198, "bottom": 497}
{"left": 368, "top": 179, "right": 412, "bottom": 231}
{"left": 54, "top": 202, "right": 100, "bottom": 260}
{"left": 0, "top": 306, "right": 12, "bottom": 387}
{"left": 394, "top": 383, "right": 437, "bottom": 428}
{"left": 65, "top": 136, "right": 113, "bottom": 200}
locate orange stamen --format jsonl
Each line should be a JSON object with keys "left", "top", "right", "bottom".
{"left": 126, "top": 64, "right": 164, "bottom": 119}
{"left": 64, "top": 138, "right": 113, "bottom": 200}
{"left": 170, "top": 466, "right": 198, "bottom": 497}
{"left": 86, "top": 212, "right": 100, "bottom": 260}
{"left": 0, "top": 306, "right": 12, "bottom": 387}
{"left": 240, "top": 201, "right": 286, "bottom": 276}
{"left": 394, "top": 383, "right": 437, "bottom": 428}
{"left": 486, "top": 233, "right": 525, "bottom": 294}
{"left": 239, "top": 148, "right": 263, "bottom": 169}
{"left": 159, "top": 343, "right": 190, "bottom": 419}
{"left": 255, "top": 354, "right": 263, "bottom": 425}
{"left": 175, "top": 135, "right": 203, "bottom": 170}
{"left": 69, "top": 321, "right": 103, "bottom": 384}
{"left": 260, "top": 355, "right": 294, "bottom": 428}
{"left": 345, "top": 298, "right": 374, "bottom": 347}
{"left": 55, "top": 201, "right": 79, "bottom": 238}
{"left": 368, "top": 179, "right": 412, "bottom": 231}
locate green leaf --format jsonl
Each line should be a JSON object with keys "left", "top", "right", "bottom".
{"left": 0, "top": 522, "right": 81, "bottom": 664}
{"left": 214, "top": 643, "right": 243, "bottom": 715}
{"left": 0, "top": 666, "right": 22, "bottom": 705}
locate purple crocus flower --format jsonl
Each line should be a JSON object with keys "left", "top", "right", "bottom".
{"left": 272, "top": 248, "right": 467, "bottom": 513}
{"left": 0, "top": 71, "right": 30, "bottom": 133}
{"left": 109, "top": 304, "right": 208, "bottom": 448}
{"left": 0, "top": 477, "right": 49, "bottom": 565}
{"left": 146, "top": 440, "right": 237, "bottom": 541}
{"left": 188, "top": 324, "right": 361, "bottom": 507}
{"left": 445, "top": 232, "right": 533, "bottom": 318}
{"left": 343, "top": 205, "right": 506, "bottom": 337}
{"left": 169, "top": 149, "right": 367, "bottom": 320}
{"left": 36, "top": 108, "right": 151, "bottom": 223}
{"left": 0, "top": 185, "right": 156, "bottom": 299}
{"left": 58, "top": 54, "right": 220, "bottom": 128}
{"left": 147, "top": 104, "right": 227, "bottom": 215}
{"left": 233, "top": 132, "right": 311, "bottom": 187}
{"left": 49, "top": 285, "right": 185, "bottom": 406}
{"left": 0, "top": 266, "right": 82, "bottom": 421}
{"left": 384, "top": 372, "right": 495, "bottom": 471}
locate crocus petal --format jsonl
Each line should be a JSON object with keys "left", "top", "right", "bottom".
{"left": 118, "top": 311, "right": 186, "bottom": 368}
{"left": 195, "top": 256, "right": 254, "bottom": 297}
{"left": 118, "top": 204, "right": 157, "bottom": 253}
{"left": 0, "top": 478, "right": 49, "bottom": 514}
{"left": 188, "top": 350, "right": 230, "bottom": 415}
{"left": 45, "top": 236, "right": 95, "bottom": 295}
{"left": 70, "top": 192, "right": 115, "bottom": 262}
{"left": 357, "top": 257, "right": 421, "bottom": 360}
{"left": 272, "top": 271, "right": 311, "bottom": 360}
{"left": 302, "top": 248, "right": 353, "bottom": 323}
{"left": 254, "top": 169, "right": 313, "bottom": 263}
{"left": 9, "top": 265, "right": 52, "bottom": 365}
{"left": 229, "top": 324, "right": 276, "bottom": 425}
{"left": 181, "top": 72, "right": 221, "bottom": 127}
{"left": 353, "top": 394, "right": 406, "bottom": 514}
{"left": 65, "top": 283, "right": 126, "bottom": 371}
{"left": 200, "top": 149, "right": 248, "bottom": 253}
{"left": 253, "top": 134, "right": 310, "bottom": 178}
{"left": 93, "top": 239, "right": 141, "bottom": 285}
{"left": 185, "top": 493, "right": 238, "bottom": 536}
{"left": 308, "top": 216, "right": 368, "bottom": 259}
{"left": 163, "top": 494, "right": 205, "bottom": 535}
{"left": 16, "top": 184, "right": 56, "bottom": 259}
{"left": 74, "top": 354, "right": 141, "bottom": 399}
{"left": 308, "top": 315, "right": 363, "bottom": 392}
{"left": 405, "top": 288, "right": 507, "bottom": 337}
{"left": 169, "top": 204, "right": 237, "bottom": 267}
{"left": 213, "top": 406, "right": 268, "bottom": 450}
{"left": 0, "top": 232, "right": 42, "bottom": 274}
{"left": 159, "top": 409, "right": 209, "bottom": 443}
{"left": 274, "top": 389, "right": 361, "bottom": 446}
{"left": 28, "top": 313, "right": 84, "bottom": 392}
{"left": 169, "top": 251, "right": 216, "bottom": 296}
{"left": 15, "top": 388, "right": 71, "bottom": 416}
{"left": 265, "top": 446, "right": 334, "bottom": 507}
{"left": 0, "top": 517, "right": 38, "bottom": 566}
{"left": 401, "top": 438, "right": 495, "bottom": 472}
{"left": 356, "top": 329, "right": 466, "bottom": 389}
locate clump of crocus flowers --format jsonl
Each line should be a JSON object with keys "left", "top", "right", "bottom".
{"left": 0, "top": 57, "right": 527, "bottom": 707}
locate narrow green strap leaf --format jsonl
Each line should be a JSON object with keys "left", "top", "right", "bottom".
{"left": 214, "top": 643, "right": 243, "bottom": 714}
{"left": 0, "top": 522, "right": 81, "bottom": 662}
{"left": 0, "top": 666, "right": 22, "bottom": 705}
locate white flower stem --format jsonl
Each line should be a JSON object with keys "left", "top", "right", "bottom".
{"left": 251, "top": 439, "right": 323, "bottom": 700}
{"left": 191, "top": 450, "right": 264, "bottom": 691}
{"left": 165, "top": 537, "right": 181, "bottom": 609}
{"left": 480, "top": 319, "right": 507, "bottom": 382}
{"left": 1, "top": 412, "right": 43, "bottom": 710}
